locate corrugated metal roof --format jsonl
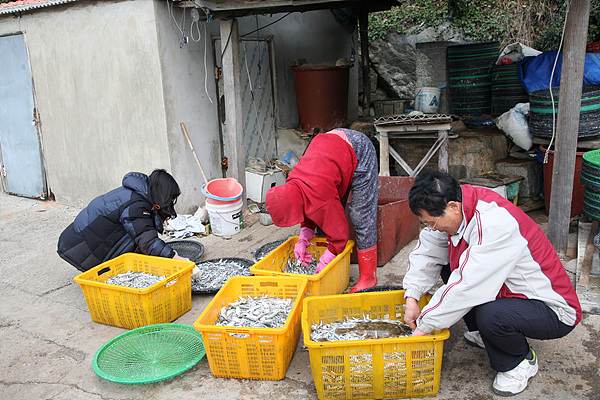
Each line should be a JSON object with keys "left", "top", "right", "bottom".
{"left": 0, "top": 0, "right": 81, "bottom": 15}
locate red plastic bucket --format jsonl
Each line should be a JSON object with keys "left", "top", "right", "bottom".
{"left": 291, "top": 63, "right": 350, "bottom": 134}
{"left": 201, "top": 178, "right": 243, "bottom": 205}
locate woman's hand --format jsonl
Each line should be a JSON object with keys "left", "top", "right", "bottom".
{"left": 404, "top": 297, "right": 422, "bottom": 330}
{"left": 173, "top": 253, "right": 199, "bottom": 279}
{"left": 172, "top": 253, "right": 189, "bottom": 261}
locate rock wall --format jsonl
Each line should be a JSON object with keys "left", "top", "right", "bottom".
{"left": 365, "top": 23, "right": 464, "bottom": 115}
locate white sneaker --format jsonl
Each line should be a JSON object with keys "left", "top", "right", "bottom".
{"left": 492, "top": 348, "right": 538, "bottom": 396}
{"left": 464, "top": 330, "right": 485, "bottom": 349}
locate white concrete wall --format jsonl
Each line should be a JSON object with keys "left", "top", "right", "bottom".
{"left": 235, "top": 10, "right": 359, "bottom": 128}
{"left": 0, "top": 1, "right": 358, "bottom": 212}
{"left": 147, "top": 5, "right": 359, "bottom": 211}
{"left": 154, "top": 1, "right": 222, "bottom": 212}
{"left": 0, "top": 0, "right": 172, "bottom": 208}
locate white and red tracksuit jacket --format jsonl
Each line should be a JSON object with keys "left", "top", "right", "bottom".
{"left": 403, "top": 185, "right": 582, "bottom": 334}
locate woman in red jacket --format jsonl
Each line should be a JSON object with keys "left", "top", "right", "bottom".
{"left": 266, "top": 128, "right": 378, "bottom": 293}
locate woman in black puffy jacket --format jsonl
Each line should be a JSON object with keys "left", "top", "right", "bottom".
{"left": 57, "top": 169, "right": 187, "bottom": 272}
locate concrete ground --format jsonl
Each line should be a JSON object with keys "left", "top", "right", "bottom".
{"left": 1, "top": 191, "right": 599, "bottom": 400}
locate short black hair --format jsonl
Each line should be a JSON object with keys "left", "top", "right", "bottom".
{"left": 409, "top": 169, "right": 462, "bottom": 217}
{"left": 148, "top": 169, "right": 180, "bottom": 219}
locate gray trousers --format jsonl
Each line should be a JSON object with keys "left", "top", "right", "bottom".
{"left": 339, "top": 128, "right": 378, "bottom": 251}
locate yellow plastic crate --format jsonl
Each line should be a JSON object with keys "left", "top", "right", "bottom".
{"left": 73, "top": 253, "right": 195, "bottom": 330}
{"left": 193, "top": 276, "right": 309, "bottom": 380}
{"left": 249, "top": 236, "right": 354, "bottom": 296}
{"left": 301, "top": 290, "right": 450, "bottom": 400}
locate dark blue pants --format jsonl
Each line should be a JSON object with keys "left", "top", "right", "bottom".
{"left": 441, "top": 264, "right": 575, "bottom": 372}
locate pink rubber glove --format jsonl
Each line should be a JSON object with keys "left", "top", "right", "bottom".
{"left": 315, "top": 249, "right": 336, "bottom": 274}
{"left": 294, "top": 227, "right": 315, "bottom": 265}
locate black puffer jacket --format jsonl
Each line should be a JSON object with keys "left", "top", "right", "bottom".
{"left": 57, "top": 172, "right": 175, "bottom": 272}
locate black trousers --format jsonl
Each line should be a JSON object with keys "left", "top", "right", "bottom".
{"left": 440, "top": 264, "right": 575, "bottom": 372}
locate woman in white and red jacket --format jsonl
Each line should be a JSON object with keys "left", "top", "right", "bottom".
{"left": 266, "top": 128, "right": 378, "bottom": 293}
{"left": 403, "top": 169, "right": 581, "bottom": 397}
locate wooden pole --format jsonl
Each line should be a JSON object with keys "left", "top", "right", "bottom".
{"left": 547, "top": 0, "right": 590, "bottom": 255}
{"left": 378, "top": 130, "right": 390, "bottom": 176}
{"left": 579, "top": 220, "right": 599, "bottom": 288}
{"left": 180, "top": 122, "right": 208, "bottom": 184}
{"left": 359, "top": 9, "right": 371, "bottom": 118}
{"left": 219, "top": 18, "right": 247, "bottom": 199}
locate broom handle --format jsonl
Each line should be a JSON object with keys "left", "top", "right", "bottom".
{"left": 180, "top": 122, "right": 208, "bottom": 184}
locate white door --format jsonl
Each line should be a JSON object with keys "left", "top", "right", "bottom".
{"left": 214, "top": 39, "right": 277, "bottom": 164}
{"left": 0, "top": 34, "right": 46, "bottom": 198}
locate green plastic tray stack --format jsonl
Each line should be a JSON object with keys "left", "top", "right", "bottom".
{"left": 580, "top": 149, "right": 600, "bottom": 220}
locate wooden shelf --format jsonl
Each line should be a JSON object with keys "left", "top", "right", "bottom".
{"left": 533, "top": 137, "right": 600, "bottom": 150}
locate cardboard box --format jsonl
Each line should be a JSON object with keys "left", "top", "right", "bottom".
{"left": 245, "top": 168, "right": 286, "bottom": 203}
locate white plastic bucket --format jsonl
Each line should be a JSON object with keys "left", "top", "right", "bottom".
{"left": 415, "top": 87, "right": 441, "bottom": 113}
{"left": 205, "top": 198, "right": 243, "bottom": 236}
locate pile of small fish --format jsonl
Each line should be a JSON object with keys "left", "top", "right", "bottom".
{"left": 105, "top": 271, "right": 167, "bottom": 289}
{"left": 284, "top": 256, "right": 319, "bottom": 275}
{"left": 215, "top": 295, "right": 294, "bottom": 329}
{"left": 191, "top": 259, "right": 251, "bottom": 292}
{"left": 310, "top": 316, "right": 413, "bottom": 342}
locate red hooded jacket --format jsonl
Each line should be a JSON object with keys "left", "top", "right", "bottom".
{"left": 266, "top": 132, "right": 357, "bottom": 254}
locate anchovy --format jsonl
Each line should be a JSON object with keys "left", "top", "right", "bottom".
{"left": 309, "top": 316, "right": 413, "bottom": 342}
{"left": 214, "top": 295, "right": 294, "bottom": 329}
{"left": 191, "top": 259, "right": 252, "bottom": 291}
{"left": 284, "top": 257, "right": 319, "bottom": 275}
{"left": 105, "top": 270, "right": 167, "bottom": 289}
{"left": 273, "top": 242, "right": 321, "bottom": 275}
{"left": 255, "top": 240, "right": 326, "bottom": 275}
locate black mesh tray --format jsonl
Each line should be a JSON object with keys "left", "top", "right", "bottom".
{"left": 252, "top": 239, "right": 287, "bottom": 263}
{"left": 191, "top": 257, "right": 254, "bottom": 294}
{"left": 354, "top": 285, "right": 404, "bottom": 294}
{"left": 166, "top": 240, "right": 205, "bottom": 262}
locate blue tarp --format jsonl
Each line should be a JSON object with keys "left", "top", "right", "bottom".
{"left": 518, "top": 51, "right": 600, "bottom": 94}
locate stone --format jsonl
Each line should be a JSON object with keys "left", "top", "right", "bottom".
{"left": 369, "top": 36, "right": 416, "bottom": 99}
{"left": 495, "top": 158, "right": 543, "bottom": 202}
{"left": 259, "top": 212, "right": 273, "bottom": 226}
{"left": 367, "top": 24, "right": 464, "bottom": 106}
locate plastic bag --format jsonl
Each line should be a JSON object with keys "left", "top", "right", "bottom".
{"left": 495, "top": 103, "right": 532, "bottom": 151}
{"left": 280, "top": 150, "right": 299, "bottom": 167}
{"left": 496, "top": 42, "right": 541, "bottom": 64}
{"left": 247, "top": 157, "right": 267, "bottom": 173}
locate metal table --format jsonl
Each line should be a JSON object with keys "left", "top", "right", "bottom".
{"left": 374, "top": 114, "right": 453, "bottom": 177}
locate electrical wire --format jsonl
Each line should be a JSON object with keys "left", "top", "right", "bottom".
{"left": 190, "top": 19, "right": 202, "bottom": 42}
{"left": 220, "top": 19, "right": 235, "bottom": 59}
{"left": 179, "top": 4, "right": 187, "bottom": 48}
{"left": 204, "top": 21, "right": 214, "bottom": 103}
{"left": 254, "top": 15, "right": 263, "bottom": 89}
{"left": 241, "top": 12, "right": 292, "bottom": 37}
{"left": 221, "top": 13, "right": 291, "bottom": 60}
{"left": 166, "top": 0, "right": 183, "bottom": 37}
{"left": 165, "top": 2, "right": 213, "bottom": 102}
{"left": 242, "top": 42, "right": 270, "bottom": 160}
{"left": 544, "top": 0, "right": 573, "bottom": 163}
{"left": 166, "top": 0, "right": 190, "bottom": 48}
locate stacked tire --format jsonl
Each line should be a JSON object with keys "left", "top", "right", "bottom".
{"left": 447, "top": 41, "right": 500, "bottom": 116}
{"left": 529, "top": 84, "right": 600, "bottom": 140}
{"left": 581, "top": 149, "right": 600, "bottom": 220}
{"left": 491, "top": 63, "right": 529, "bottom": 116}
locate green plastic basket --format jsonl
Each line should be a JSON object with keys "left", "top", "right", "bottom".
{"left": 93, "top": 323, "right": 205, "bottom": 384}
{"left": 583, "top": 149, "right": 600, "bottom": 168}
